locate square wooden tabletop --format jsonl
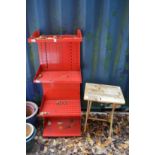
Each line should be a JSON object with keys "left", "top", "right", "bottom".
{"left": 84, "top": 83, "right": 125, "bottom": 104}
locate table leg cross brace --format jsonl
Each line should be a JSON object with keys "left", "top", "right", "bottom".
{"left": 84, "top": 101, "right": 116, "bottom": 138}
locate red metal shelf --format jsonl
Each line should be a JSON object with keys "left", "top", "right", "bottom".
{"left": 39, "top": 98, "right": 81, "bottom": 117}
{"left": 43, "top": 117, "right": 81, "bottom": 137}
{"left": 34, "top": 66, "right": 82, "bottom": 84}
{"left": 28, "top": 29, "right": 82, "bottom": 137}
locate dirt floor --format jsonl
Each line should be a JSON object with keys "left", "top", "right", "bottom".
{"left": 27, "top": 113, "right": 129, "bottom": 155}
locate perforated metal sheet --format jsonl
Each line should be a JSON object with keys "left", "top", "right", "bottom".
{"left": 28, "top": 29, "right": 82, "bottom": 71}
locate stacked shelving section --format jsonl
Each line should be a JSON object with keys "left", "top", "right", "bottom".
{"left": 28, "top": 29, "right": 82, "bottom": 137}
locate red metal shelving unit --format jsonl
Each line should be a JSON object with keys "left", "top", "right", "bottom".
{"left": 28, "top": 29, "right": 82, "bottom": 137}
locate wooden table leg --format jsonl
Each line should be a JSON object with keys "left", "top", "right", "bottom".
{"left": 109, "top": 104, "right": 116, "bottom": 138}
{"left": 88, "top": 101, "right": 92, "bottom": 116}
{"left": 84, "top": 101, "right": 92, "bottom": 132}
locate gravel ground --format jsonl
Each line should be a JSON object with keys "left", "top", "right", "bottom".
{"left": 27, "top": 113, "right": 129, "bottom": 155}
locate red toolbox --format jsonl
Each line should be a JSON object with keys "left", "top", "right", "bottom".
{"left": 28, "top": 29, "right": 82, "bottom": 137}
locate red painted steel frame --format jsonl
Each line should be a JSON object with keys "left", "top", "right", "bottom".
{"left": 28, "top": 29, "right": 82, "bottom": 137}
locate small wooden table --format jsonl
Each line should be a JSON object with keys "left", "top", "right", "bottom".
{"left": 84, "top": 83, "right": 125, "bottom": 138}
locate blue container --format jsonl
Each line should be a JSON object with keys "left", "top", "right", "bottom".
{"left": 26, "top": 123, "right": 37, "bottom": 152}
{"left": 26, "top": 101, "right": 38, "bottom": 126}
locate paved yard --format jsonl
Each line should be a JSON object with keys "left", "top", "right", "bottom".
{"left": 27, "top": 112, "right": 129, "bottom": 155}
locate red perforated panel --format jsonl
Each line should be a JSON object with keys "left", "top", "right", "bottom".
{"left": 28, "top": 29, "right": 82, "bottom": 71}
{"left": 43, "top": 83, "right": 80, "bottom": 100}
{"left": 38, "top": 42, "right": 48, "bottom": 68}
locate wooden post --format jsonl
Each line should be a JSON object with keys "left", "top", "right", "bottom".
{"left": 109, "top": 104, "right": 116, "bottom": 138}
{"left": 84, "top": 101, "right": 92, "bottom": 132}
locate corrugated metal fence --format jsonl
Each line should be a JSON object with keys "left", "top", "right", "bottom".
{"left": 26, "top": 0, "right": 129, "bottom": 110}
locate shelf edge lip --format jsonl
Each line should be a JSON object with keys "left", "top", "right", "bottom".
{"left": 28, "top": 29, "right": 83, "bottom": 43}
{"left": 38, "top": 99, "right": 82, "bottom": 118}
{"left": 33, "top": 67, "right": 82, "bottom": 84}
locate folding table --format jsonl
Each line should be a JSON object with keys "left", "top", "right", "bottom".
{"left": 84, "top": 83, "right": 125, "bottom": 138}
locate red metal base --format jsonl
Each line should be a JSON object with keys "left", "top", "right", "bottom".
{"left": 39, "top": 98, "right": 81, "bottom": 137}
{"left": 43, "top": 117, "right": 81, "bottom": 137}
